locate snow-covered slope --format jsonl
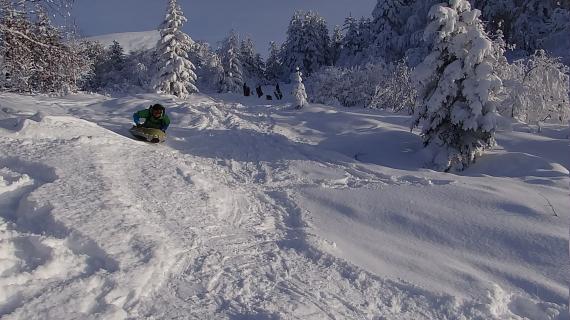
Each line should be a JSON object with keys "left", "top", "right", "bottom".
{"left": 85, "top": 30, "right": 160, "bottom": 52}
{"left": 0, "top": 92, "right": 568, "bottom": 319}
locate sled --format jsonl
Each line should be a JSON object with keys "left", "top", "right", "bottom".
{"left": 129, "top": 126, "right": 167, "bottom": 143}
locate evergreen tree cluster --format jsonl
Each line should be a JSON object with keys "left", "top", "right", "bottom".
{"left": 333, "top": 0, "right": 570, "bottom": 67}
{"left": 472, "top": 0, "right": 570, "bottom": 52}
{"left": 281, "top": 10, "right": 331, "bottom": 76}
{"left": 80, "top": 40, "right": 155, "bottom": 93}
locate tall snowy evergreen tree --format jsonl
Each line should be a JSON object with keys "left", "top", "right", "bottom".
{"left": 370, "top": 0, "right": 439, "bottom": 64}
{"left": 281, "top": 10, "right": 330, "bottom": 77}
{"left": 338, "top": 15, "right": 366, "bottom": 65}
{"left": 80, "top": 40, "right": 109, "bottom": 91}
{"left": 329, "top": 25, "right": 343, "bottom": 66}
{"left": 153, "top": 0, "right": 198, "bottom": 98}
{"left": 465, "top": 0, "right": 570, "bottom": 55}
{"left": 509, "top": 0, "right": 566, "bottom": 51}
{"left": 470, "top": 0, "right": 515, "bottom": 36}
{"left": 265, "top": 41, "right": 283, "bottom": 83}
{"left": 412, "top": 0, "right": 503, "bottom": 171}
{"left": 341, "top": 16, "right": 360, "bottom": 55}
{"left": 371, "top": 0, "right": 410, "bottom": 60}
{"left": 108, "top": 40, "right": 126, "bottom": 71}
{"left": 218, "top": 30, "right": 244, "bottom": 93}
{"left": 240, "top": 36, "right": 265, "bottom": 84}
{"left": 96, "top": 40, "right": 127, "bottom": 88}
{"left": 187, "top": 40, "right": 224, "bottom": 92}
{"left": 292, "top": 67, "right": 308, "bottom": 109}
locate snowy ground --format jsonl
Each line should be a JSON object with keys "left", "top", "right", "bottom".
{"left": 0, "top": 92, "right": 568, "bottom": 319}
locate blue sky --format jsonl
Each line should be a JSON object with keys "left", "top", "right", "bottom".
{"left": 72, "top": 0, "right": 376, "bottom": 55}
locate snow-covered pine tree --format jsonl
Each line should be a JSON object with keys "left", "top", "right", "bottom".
{"left": 218, "top": 30, "right": 244, "bottom": 93}
{"left": 99, "top": 40, "right": 127, "bottom": 88}
{"left": 281, "top": 10, "right": 330, "bottom": 77}
{"left": 153, "top": 0, "right": 198, "bottom": 98}
{"left": 412, "top": 0, "right": 503, "bottom": 171}
{"left": 470, "top": 0, "right": 515, "bottom": 37}
{"left": 339, "top": 15, "right": 360, "bottom": 65}
{"left": 371, "top": 0, "right": 410, "bottom": 60}
{"left": 252, "top": 53, "right": 265, "bottom": 84}
{"left": 265, "top": 41, "right": 283, "bottom": 83}
{"left": 329, "top": 25, "right": 343, "bottom": 66}
{"left": 240, "top": 36, "right": 265, "bottom": 84}
{"left": 370, "top": 0, "right": 439, "bottom": 65}
{"left": 470, "top": 0, "right": 570, "bottom": 54}
{"left": 57, "top": 40, "right": 91, "bottom": 94}
{"left": 187, "top": 40, "right": 224, "bottom": 92}
{"left": 202, "top": 51, "right": 224, "bottom": 92}
{"left": 511, "top": 0, "right": 554, "bottom": 50}
{"left": 123, "top": 48, "right": 154, "bottom": 89}
{"left": 292, "top": 67, "right": 308, "bottom": 109}
{"left": 356, "top": 17, "right": 372, "bottom": 58}
{"left": 79, "top": 40, "right": 107, "bottom": 91}
{"left": 108, "top": 40, "right": 125, "bottom": 71}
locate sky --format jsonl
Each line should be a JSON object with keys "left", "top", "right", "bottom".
{"left": 71, "top": 0, "right": 376, "bottom": 55}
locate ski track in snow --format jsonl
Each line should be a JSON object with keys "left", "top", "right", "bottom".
{"left": 0, "top": 93, "right": 567, "bottom": 319}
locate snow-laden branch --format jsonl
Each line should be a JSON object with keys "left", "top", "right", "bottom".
{"left": 0, "top": 24, "right": 56, "bottom": 49}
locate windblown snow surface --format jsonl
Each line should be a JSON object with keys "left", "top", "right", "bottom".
{"left": 0, "top": 92, "right": 568, "bottom": 319}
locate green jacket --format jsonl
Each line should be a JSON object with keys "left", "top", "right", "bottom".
{"left": 134, "top": 108, "right": 171, "bottom": 130}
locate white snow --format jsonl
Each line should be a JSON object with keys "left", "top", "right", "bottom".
{"left": 85, "top": 30, "right": 160, "bottom": 53}
{"left": 0, "top": 92, "right": 568, "bottom": 319}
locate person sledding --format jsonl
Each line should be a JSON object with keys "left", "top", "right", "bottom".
{"left": 130, "top": 104, "right": 170, "bottom": 143}
{"left": 133, "top": 103, "right": 170, "bottom": 131}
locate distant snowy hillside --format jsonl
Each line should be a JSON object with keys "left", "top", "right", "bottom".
{"left": 85, "top": 30, "right": 160, "bottom": 52}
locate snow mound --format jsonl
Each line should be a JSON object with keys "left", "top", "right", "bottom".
{"left": 466, "top": 152, "right": 570, "bottom": 178}
{"left": 85, "top": 30, "right": 160, "bottom": 52}
{"left": 0, "top": 114, "right": 125, "bottom": 142}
